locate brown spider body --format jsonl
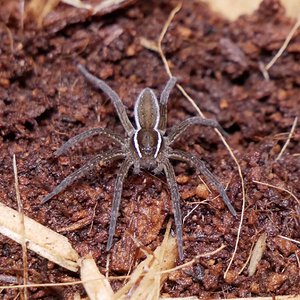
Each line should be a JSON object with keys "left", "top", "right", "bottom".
{"left": 42, "top": 64, "right": 237, "bottom": 260}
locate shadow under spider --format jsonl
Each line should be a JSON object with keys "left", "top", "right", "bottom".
{"left": 42, "top": 64, "right": 237, "bottom": 260}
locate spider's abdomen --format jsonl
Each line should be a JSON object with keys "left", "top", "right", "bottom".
{"left": 132, "top": 129, "right": 162, "bottom": 159}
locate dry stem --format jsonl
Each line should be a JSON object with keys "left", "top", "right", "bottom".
{"left": 13, "top": 155, "right": 28, "bottom": 300}
{"left": 275, "top": 116, "right": 298, "bottom": 161}
{"left": 266, "top": 17, "right": 300, "bottom": 71}
{"left": 253, "top": 180, "right": 299, "bottom": 205}
{"left": 156, "top": 2, "right": 246, "bottom": 280}
{"left": 278, "top": 235, "right": 300, "bottom": 245}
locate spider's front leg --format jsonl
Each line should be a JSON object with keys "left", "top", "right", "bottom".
{"left": 54, "top": 128, "right": 125, "bottom": 157}
{"left": 42, "top": 149, "right": 125, "bottom": 204}
{"left": 158, "top": 77, "right": 177, "bottom": 133}
{"left": 78, "top": 64, "right": 134, "bottom": 135}
{"left": 163, "top": 159, "right": 184, "bottom": 260}
{"left": 168, "top": 149, "right": 237, "bottom": 217}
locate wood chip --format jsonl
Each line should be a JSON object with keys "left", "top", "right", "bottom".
{"left": 0, "top": 202, "right": 79, "bottom": 272}
{"left": 114, "top": 228, "right": 177, "bottom": 299}
{"left": 80, "top": 255, "right": 113, "bottom": 300}
{"left": 248, "top": 233, "right": 267, "bottom": 276}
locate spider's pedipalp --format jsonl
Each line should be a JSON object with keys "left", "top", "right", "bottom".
{"left": 107, "top": 157, "right": 132, "bottom": 251}
{"left": 158, "top": 77, "right": 177, "bottom": 133}
{"left": 42, "top": 149, "right": 125, "bottom": 204}
{"left": 160, "top": 77, "right": 177, "bottom": 105}
{"left": 163, "top": 159, "right": 184, "bottom": 260}
{"left": 167, "top": 116, "right": 228, "bottom": 145}
{"left": 168, "top": 149, "right": 237, "bottom": 216}
{"left": 77, "top": 64, "right": 134, "bottom": 135}
{"left": 54, "top": 128, "right": 125, "bottom": 157}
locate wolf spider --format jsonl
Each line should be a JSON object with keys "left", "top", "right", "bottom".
{"left": 42, "top": 64, "right": 237, "bottom": 260}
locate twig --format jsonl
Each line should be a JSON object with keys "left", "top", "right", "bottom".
{"left": 19, "top": 0, "right": 25, "bottom": 32}
{"left": 265, "top": 18, "right": 300, "bottom": 71}
{"left": 157, "top": 2, "right": 182, "bottom": 78}
{"left": 253, "top": 180, "right": 299, "bottom": 204}
{"left": 158, "top": 244, "right": 226, "bottom": 274}
{"left": 278, "top": 235, "right": 300, "bottom": 245}
{"left": 1, "top": 23, "right": 14, "bottom": 53}
{"left": 156, "top": 2, "right": 246, "bottom": 280}
{"left": 183, "top": 204, "right": 199, "bottom": 224}
{"left": 88, "top": 202, "right": 97, "bottom": 234}
{"left": 238, "top": 239, "right": 255, "bottom": 275}
{"left": 13, "top": 155, "right": 28, "bottom": 300}
{"left": 198, "top": 174, "right": 211, "bottom": 193}
{"left": 258, "top": 61, "right": 270, "bottom": 81}
{"left": 105, "top": 253, "right": 110, "bottom": 279}
{"left": 275, "top": 116, "right": 298, "bottom": 161}
{"left": 296, "top": 252, "right": 300, "bottom": 271}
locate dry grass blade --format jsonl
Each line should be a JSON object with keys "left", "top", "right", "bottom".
{"left": 80, "top": 254, "right": 114, "bottom": 300}
{"left": 0, "top": 202, "right": 79, "bottom": 272}
{"left": 154, "top": 3, "right": 246, "bottom": 280}
{"left": 62, "top": 0, "right": 92, "bottom": 10}
{"left": 13, "top": 155, "right": 28, "bottom": 300}
{"left": 26, "top": 0, "right": 61, "bottom": 26}
{"left": 27, "top": 0, "right": 134, "bottom": 23}
{"left": 266, "top": 17, "right": 300, "bottom": 71}
{"left": 248, "top": 233, "right": 267, "bottom": 276}
{"left": 159, "top": 296, "right": 199, "bottom": 300}
{"left": 92, "top": 0, "right": 131, "bottom": 14}
{"left": 113, "top": 221, "right": 177, "bottom": 300}
{"left": 200, "top": 0, "right": 261, "bottom": 21}
{"left": 275, "top": 116, "right": 298, "bottom": 161}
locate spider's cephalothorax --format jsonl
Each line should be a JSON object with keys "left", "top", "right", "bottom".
{"left": 42, "top": 64, "right": 237, "bottom": 260}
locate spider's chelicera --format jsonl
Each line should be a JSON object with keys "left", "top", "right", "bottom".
{"left": 42, "top": 64, "right": 237, "bottom": 260}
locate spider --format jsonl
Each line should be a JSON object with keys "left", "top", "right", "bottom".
{"left": 42, "top": 64, "right": 237, "bottom": 260}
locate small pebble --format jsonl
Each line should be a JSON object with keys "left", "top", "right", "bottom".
{"left": 195, "top": 184, "right": 209, "bottom": 199}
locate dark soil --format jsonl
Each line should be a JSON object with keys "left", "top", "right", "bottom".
{"left": 0, "top": 0, "right": 299, "bottom": 299}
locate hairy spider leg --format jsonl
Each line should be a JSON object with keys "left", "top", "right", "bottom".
{"left": 42, "top": 149, "right": 125, "bottom": 204}
{"left": 77, "top": 64, "right": 134, "bottom": 135}
{"left": 54, "top": 128, "right": 125, "bottom": 157}
{"left": 168, "top": 149, "right": 237, "bottom": 216}
{"left": 107, "top": 158, "right": 133, "bottom": 250}
{"left": 167, "top": 116, "right": 228, "bottom": 145}
{"left": 158, "top": 77, "right": 177, "bottom": 133}
{"left": 163, "top": 159, "right": 184, "bottom": 260}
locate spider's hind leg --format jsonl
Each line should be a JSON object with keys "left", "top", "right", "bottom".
{"left": 163, "top": 159, "right": 184, "bottom": 260}
{"left": 106, "top": 157, "right": 133, "bottom": 251}
{"left": 168, "top": 149, "right": 237, "bottom": 217}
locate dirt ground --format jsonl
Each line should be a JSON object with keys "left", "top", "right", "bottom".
{"left": 0, "top": 0, "right": 299, "bottom": 299}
